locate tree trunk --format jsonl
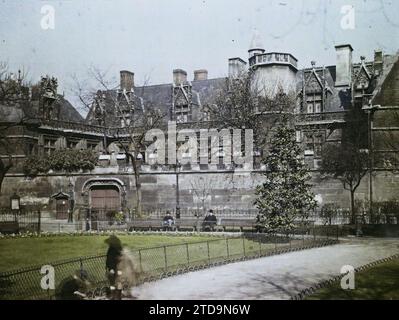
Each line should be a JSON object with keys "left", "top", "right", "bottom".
{"left": 0, "top": 160, "right": 13, "bottom": 195}
{"left": 0, "top": 171, "right": 5, "bottom": 195}
{"left": 130, "top": 156, "right": 142, "bottom": 216}
{"left": 350, "top": 189, "right": 356, "bottom": 225}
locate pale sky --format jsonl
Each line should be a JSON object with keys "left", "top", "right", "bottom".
{"left": 1, "top": 0, "right": 398, "bottom": 109}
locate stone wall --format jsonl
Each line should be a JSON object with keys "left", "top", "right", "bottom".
{"left": 1, "top": 169, "right": 398, "bottom": 218}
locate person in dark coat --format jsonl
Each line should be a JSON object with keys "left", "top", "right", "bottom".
{"left": 203, "top": 209, "right": 217, "bottom": 231}
{"left": 55, "top": 270, "right": 90, "bottom": 300}
{"left": 162, "top": 211, "right": 175, "bottom": 231}
{"left": 105, "top": 235, "right": 123, "bottom": 300}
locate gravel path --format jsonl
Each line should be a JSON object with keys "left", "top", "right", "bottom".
{"left": 131, "top": 238, "right": 399, "bottom": 300}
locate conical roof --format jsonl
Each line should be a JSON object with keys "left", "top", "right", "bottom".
{"left": 249, "top": 29, "right": 264, "bottom": 51}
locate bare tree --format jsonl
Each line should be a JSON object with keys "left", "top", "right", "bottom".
{"left": 189, "top": 176, "right": 218, "bottom": 215}
{"left": 0, "top": 62, "right": 31, "bottom": 194}
{"left": 321, "top": 107, "right": 369, "bottom": 224}
{"left": 114, "top": 109, "right": 165, "bottom": 216}
{"left": 70, "top": 66, "right": 166, "bottom": 215}
{"left": 205, "top": 71, "right": 296, "bottom": 159}
{"left": 379, "top": 108, "right": 399, "bottom": 170}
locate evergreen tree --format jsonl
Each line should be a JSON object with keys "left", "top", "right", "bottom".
{"left": 255, "top": 119, "right": 316, "bottom": 232}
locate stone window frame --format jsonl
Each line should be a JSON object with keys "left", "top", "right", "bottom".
{"left": 43, "top": 136, "right": 57, "bottom": 155}
{"left": 306, "top": 92, "right": 323, "bottom": 114}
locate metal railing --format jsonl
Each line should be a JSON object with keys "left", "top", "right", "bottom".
{"left": 0, "top": 227, "right": 338, "bottom": 300}
{"left": 144, "top": 208, "right": 259, "bottom": 219}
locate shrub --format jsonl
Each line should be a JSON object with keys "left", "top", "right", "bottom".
{"left": 320, "top": 203, "right": 340, "bottom": 225}
{"left": 23, "top": 149, "right": 98, "bottom": 177}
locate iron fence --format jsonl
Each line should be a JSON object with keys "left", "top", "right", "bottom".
{"left": 142, "top": 208, "right": 259, "bottom": 219}
{"left": 0, "top": 209, "right": 40, "bottom": 233}
{"left": 0, "top": 227, "right": 338, "bottom": 300}
{"left": 1, "top": 207, "right": 397, "bottom": 234}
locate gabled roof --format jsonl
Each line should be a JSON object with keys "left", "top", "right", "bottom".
{"left": 0, "top": 95, "right": 83, "bottom": 124}
{"left": 299, "top": 67, "right": 333, "bottom": 94}
{"left": 353, "top": 61, "right": 372, "bottom": 83}
{"left": 56, "top": 96, "right": 84, "bottom": 122}
{"left": 51, "top": 191, "right": 70, "bottom": 199}
{"left": 84, "top": 77, "right": 227, "bottom": 125}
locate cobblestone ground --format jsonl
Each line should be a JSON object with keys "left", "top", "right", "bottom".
{"left": 130, "top": 238, "right": 399, "bottom": 300}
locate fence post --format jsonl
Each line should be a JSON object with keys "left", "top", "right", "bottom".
{"left": 163, "top": 246, "right": 168, "bottom": 272}
{"left": 258, "top": 234, "right": 261, "bottom": 256}
{"left": 226, "top": 238, "right": 230, "bottom": 259}
{"left": 242, "top": 236, "right": 246, "bottom": 257}
{"left": 302, "top": 232, "right": 305, "bottom": 246}
{"left": 207, "top": 241, "right": 211, "bottom": 265}
{"left": 186, "top": 243, "right": 190, "bottom": 266}
{"left": 274, "top": 234, "right": 277, "bottom": 250}
{"left": 79, "top": 258, "right": 84, "bottom": 278}
{"left": 138, "top": 249, "right": 143, "bottom": 273}
{"left": 37, "top": 209, "right": 41, "bottom": 234}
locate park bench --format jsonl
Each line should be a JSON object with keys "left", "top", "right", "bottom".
{"left": 127, "top": 219, "right": 183, "bottom": 231}
{"left": 0, "top": 221, "right": 19, "bottom": 234}
{"left": 128, "top": 219, "right": 164, "bottom": 231}
{"left": 126, "top": 218, "right": 258, "bottom": 232}
{"left": 175, "top": 218, "right": 200, "bottom": 231}
{"left": 218, "top": 218, "right": 256, "bottom": 232}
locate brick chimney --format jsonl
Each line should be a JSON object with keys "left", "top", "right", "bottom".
{"left": 335, "top": 44, "right": 353, "bottom": 87}
{"left": 193, "top": 69, "right": 208, "bottom": 81}
{"left": 228, "top": 58, "right": 247, "bottom": 78}
{"left": 374, "top": 49, "right": 383, "bottom": 76}
{"left": 120, "top": 70, "right": 134, "bottom": 92}
{"left": 173, "top": 69, "right": 187, "bottom": 85}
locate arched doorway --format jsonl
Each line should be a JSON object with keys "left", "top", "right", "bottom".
{"left": 82, "top": 178, "right": 126, "bottom": 223}
{"left": 52, "top": 192, "right": 70, "bottom": 220}
{"left": 90, "top": 185, "right": 121, "bottom": 220}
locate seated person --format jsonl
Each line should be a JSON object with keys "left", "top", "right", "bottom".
{"left": 202, "top": 210, "right": 217, "bottom": 231}
{"left": 162, "top": 211, "right": 175, "bottom": 230}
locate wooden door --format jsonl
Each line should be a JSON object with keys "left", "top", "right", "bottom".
{"left": 90, "top": 186, "right": 121, "bottom": 220}
{"left": 56, "top": 198, "right": 69, "bottom": 220}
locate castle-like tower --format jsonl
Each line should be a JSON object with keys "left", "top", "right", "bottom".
{"left": 247, "top": 31, "right": 298, "bottom": 97}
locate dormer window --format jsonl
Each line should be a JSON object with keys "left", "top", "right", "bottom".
{"left": 120, "top": 116, "right": 131, "bottom": 128}
{"left": 175, "top": 104, "right": 190, "bottom": 123}
{"left": 306, "top": 93, "right": 323, "bottom": 114}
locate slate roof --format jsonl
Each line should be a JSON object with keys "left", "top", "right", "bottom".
{"left": 133, "top": 77, "right": 226, "bottom": 109}
{"left": 0, "top": 104, "right": 24, "bottom": 122}
{"left": 0, "top": 95, "right": 83, "bottom": 123}
{"left": 85, "top": 77, "right": 227, "bottom": 125}
{"left": 56, "top": 96, "right": 84, "bottom": 122}
{"left": 82, "top": 53, "right": 399, "bottom": 125}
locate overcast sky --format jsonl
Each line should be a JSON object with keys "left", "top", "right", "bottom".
{"left": 1, "top": 0, "right": 398, "bottom": 109}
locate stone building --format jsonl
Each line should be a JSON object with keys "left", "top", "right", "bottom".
{"left": 1, "top": 37, "right": 398, "bottom": 222}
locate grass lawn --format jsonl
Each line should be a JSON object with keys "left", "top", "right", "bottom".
{"left": 307, "top": 258, "right": 399, "bottom": 300}
{"left": 0, "top": 234, "right": 217, "bottom": 272}
{"left": 0, "top": 234, "right": 311, "bottom": 299}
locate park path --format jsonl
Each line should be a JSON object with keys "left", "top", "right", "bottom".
{"left": 131, "top": 238, "right": 399, "bottom": 300}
